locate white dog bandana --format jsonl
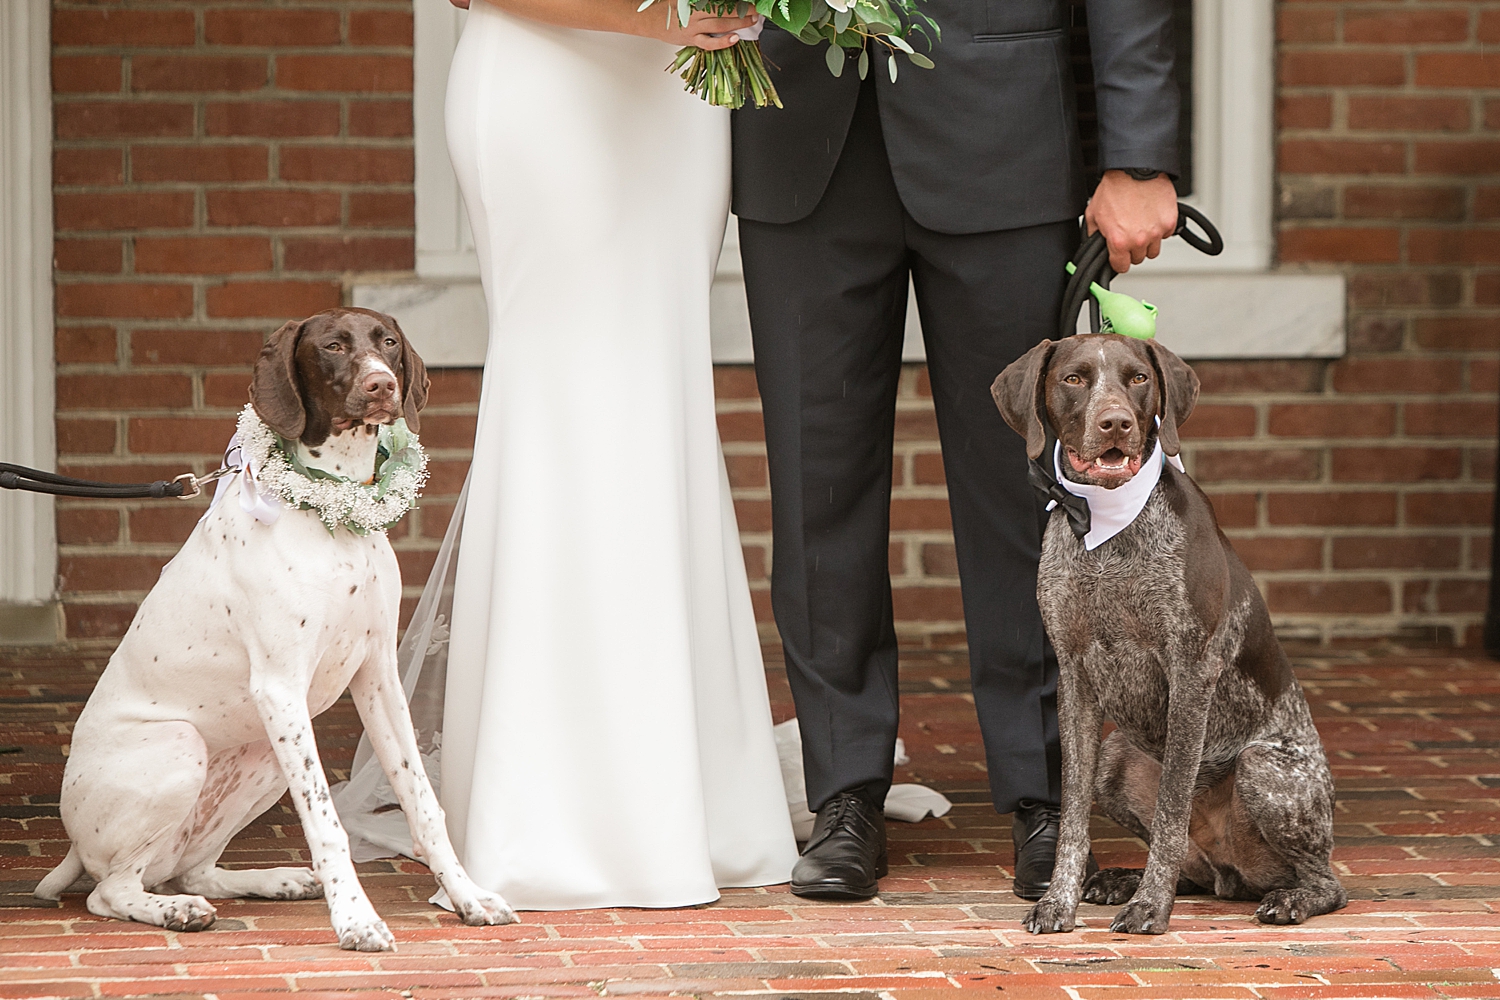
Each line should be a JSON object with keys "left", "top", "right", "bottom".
{"left": 1048, "top": 439, "right": 1185, "bottom": 551}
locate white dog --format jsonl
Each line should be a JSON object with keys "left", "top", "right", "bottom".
{"left": 36, "top": 308, "right": 514, "bottom": 950}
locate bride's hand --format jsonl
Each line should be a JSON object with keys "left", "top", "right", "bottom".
{"left": 655, "top": 9, "right": 759, "bottom": 50}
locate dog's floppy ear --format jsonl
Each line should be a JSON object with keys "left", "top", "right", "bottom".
{"left": 391, "top": 316, "right": 429, "bottom": 433}
{"left": 251, "top": 319, "right": 307, "bottom": 441}
{"left": 1144, "top": 339, "right": 1199, "bottom": 459}
{"left": 991, "top": 339, "right": 1057, "bottom": 460}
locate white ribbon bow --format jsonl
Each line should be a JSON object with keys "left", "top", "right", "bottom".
{"left": 208, "top": 433, "right": 282, "bottom": 526}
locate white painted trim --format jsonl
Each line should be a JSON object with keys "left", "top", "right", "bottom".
{"left": 0, "top": 0, "right": 56, "bottom": 617}
{"left": 356, "top": 269, "right": 1345, "bottom": 364}
{"left": 1109, "top": 273, "right": 1345, "bottom": 359}
{"left": 354, "top": 280, "right": 488, "bottom": 367}
{"left": 1148, "top": 0, "right": 1275, "bottom": 273}
{"left": 392, "top": 0, "right": 1338, "bottom": 367}
{"left": 414, "top": 1, "right": 478, "bottom": 280}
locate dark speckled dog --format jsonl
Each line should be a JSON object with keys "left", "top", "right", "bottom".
{"left": 991, "top": 334, "right": 1346, "bottom": 936}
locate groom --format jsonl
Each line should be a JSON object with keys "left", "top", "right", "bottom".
{"left": 733, "top": 1, "right": 1181, "bottom": 900}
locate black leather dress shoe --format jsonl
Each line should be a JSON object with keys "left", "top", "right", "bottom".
{"left": 1011, "top": 800, "right": 1098, "bottom": 901}
{"left": 790, "top": 791, "right": 888, "bottom": 900}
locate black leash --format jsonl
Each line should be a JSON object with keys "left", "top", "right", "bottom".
{"left": 0, "top": 462, "right": 224, "bottom": 501}
{"left": 1033, "top": 201, "right": 1224, "bottom": 538}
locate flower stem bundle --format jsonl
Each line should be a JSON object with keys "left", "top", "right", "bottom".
{"left": 643, "top": 0, "right": 939, "bottom": 109}
{"left": 669, "top": 29, "right": 780, "bottom": 109}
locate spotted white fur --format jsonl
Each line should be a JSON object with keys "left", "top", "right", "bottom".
{"left": 35, "top": 424, "right": 515, "bottom": 949}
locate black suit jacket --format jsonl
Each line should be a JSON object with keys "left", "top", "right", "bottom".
{"left": 731, "top": 0, "right": 1180, "bottom": 234}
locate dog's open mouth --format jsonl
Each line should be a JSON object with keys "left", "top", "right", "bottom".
{"left": 332, "top": 409, "right": 397, "bottom": 433}
{"left": 1066, "top": 446, "right": 1143, "bottom": 486}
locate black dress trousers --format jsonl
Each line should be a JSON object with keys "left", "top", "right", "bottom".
{"left": 739, "top": 74, "right": 1072, "bottom": 816}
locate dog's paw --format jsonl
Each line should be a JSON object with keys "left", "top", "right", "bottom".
{"left": 265, "top": 867, "right": 323, "bottom": 901}
{"left": 1083, "top": 868, "right": 1141, "bottom": 906}
{"left": 454, "top": 887, "right": 518, "bottom": 927}
{"left": 1255, "top": 889, "right": 1309, "bottom": 926}
{"left": 161, "top": 895, "right": 217, "bottom": 933}
{"left": 337, "top": 917, "right": 395, "bottom": 952}
{"left": 1022, "top": 896, "right": 1078, "bottom": 934}
{"left": 1109, "top": 896, "right": 1172, "bottom": 935}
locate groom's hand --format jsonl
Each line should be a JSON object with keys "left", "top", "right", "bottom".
{"left": 1085, "top": 171, "right": 1178, "bottom": 274}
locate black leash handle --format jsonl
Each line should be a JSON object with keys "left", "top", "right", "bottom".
{"left": 1059, "top": 201, "right": 1224, "bottom": 341}
{"left": 0, "top": 462, "right": 208, "bottom": 500}
{"left": 1174, "top": 202, "right": 1224, "bottom": 256}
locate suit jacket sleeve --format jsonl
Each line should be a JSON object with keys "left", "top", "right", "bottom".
{"left": 1085, "top": 0, "right": 1181, "bottom": 177}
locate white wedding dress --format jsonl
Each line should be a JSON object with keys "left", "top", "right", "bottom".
{"left": 332, "top": 3, "right": 797, "bottom": 910}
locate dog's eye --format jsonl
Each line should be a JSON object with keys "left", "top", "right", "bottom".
{"left": 324, "top": 342, "right": 343, "bottom": 352}
{"left": 1131, "top": 373, "right": 1149, "bottom": 384}
{"left": 385, "top": 338, "right": 397, "bottom": 347}
{"left": 1063, "top": 374, "right": 1083, "bottom": 385}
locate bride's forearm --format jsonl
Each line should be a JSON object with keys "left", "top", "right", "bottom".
{"left": 477, "top": 0, "right": 662, "bottom": 38}
{"left": 472, "top": 0, "right": 755, "bottom": 48}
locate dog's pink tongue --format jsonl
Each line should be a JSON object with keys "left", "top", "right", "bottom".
{"left": 1066, "top": 449, "right": 1093, "bottom": 474}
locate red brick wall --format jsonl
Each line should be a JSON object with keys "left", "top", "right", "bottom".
{"left": 50, "top": 0, "right": 419, "bottom": 638}
{"left": 1254, "top": 0, "right": 1498, "bottom": 643}
{"left": 48, "top": 0, "right": 1499, "bottom": 646}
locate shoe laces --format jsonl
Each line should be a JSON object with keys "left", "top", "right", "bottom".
{"left": 1017, "top": 800, "right": 1061, "bottom": 846}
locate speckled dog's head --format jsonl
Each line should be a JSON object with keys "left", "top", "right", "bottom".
{"left": 992, "top": 334, "right": 1199, "bottom": 489}
{"left": 251, "top": 307, "right": 429, "bottom": 447}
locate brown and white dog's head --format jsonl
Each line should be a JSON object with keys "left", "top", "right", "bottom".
{"left": 251, "top": 307, "right": 429, "bottom": 448}
{"left": 992, "top": 334, "right": 1199, "bottom": 489}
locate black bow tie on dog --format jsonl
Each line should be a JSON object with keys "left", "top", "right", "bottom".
{"left": 1027, "top": 426, "right": 1091, "bottom": 540}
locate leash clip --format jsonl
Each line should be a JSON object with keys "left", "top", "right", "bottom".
{"left": 172, "top": 465, "right": 233, "bottom": 501}
{"left": 172, "top": 473, "right": 202, "bottom": 500}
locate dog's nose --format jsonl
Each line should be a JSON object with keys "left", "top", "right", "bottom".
{"left": 363, "top": 371, "right": 396, "bottom": 399}
{"left": 1097, "top": 407, "right": 1133, "bottom": 436}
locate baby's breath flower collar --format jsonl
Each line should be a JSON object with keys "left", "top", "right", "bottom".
{"left": 234, "top": 404, "right": 427, "bottom": 535}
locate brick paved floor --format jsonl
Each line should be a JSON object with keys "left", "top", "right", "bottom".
{"left": 1, "top": 644, "right": 1498, "bottom": 999}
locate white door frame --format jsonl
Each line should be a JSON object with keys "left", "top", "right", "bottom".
{"left": 0, "top": 0, "right": 57, "bottom": 641}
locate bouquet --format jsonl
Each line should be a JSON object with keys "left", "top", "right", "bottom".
{"left": 641, "top": 0, "right": 938, "bottom": 109}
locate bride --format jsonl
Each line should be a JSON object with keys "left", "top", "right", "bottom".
{"left": 333, "top": 0, "right": 799, "bottom": 909}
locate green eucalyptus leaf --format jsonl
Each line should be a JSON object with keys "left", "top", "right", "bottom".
{"left": 774, "top": 0, "right": 814, "bottom": 34}
{"left": 833, "top": 7, "right": 852, "bottom": 31}
{"left": 887, "top": 52, "right": 897, "bottom": 82}
{"left": 678, "top": 0, "right": 691, "bottom": 26}
{"left": 825, "top": 42, "right": 845, "bottom": 76}
{"left": 908, "top": 50, "right": 934, "bottom": 69}
{"left": 857, "top": 47, "right": 869, "bottom": 78}
{"left": 888, "top": 34, "right": 913, "bottom": 53}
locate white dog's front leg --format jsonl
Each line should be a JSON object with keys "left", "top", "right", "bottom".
{"left": 249, "top": 665, "right": 394, "bottom": 952}
{"left": 347, "top": 659, "right": 517, "bottom": 926}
